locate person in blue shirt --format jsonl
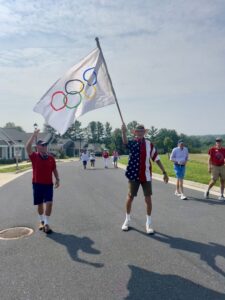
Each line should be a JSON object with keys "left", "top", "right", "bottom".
{"left": 170, "top": 140, "right": 189, "bottom": 200}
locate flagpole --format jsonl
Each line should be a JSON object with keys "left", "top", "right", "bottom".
{"left": 95, "top": 37, "right": 125, "bottom": 124}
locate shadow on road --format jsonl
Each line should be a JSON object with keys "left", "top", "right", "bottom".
{"left": 152, "top": 232, "right": 225, "bottom": 277}
{"left": 187, "top": 196, "right": 225, "bottom": 206}
{"left": 125, "top": 265, "right": 225, "bottom": 300}
{"left": 47, "top": 232, "right": 104, "bottom": 268}
{"left": 128, "top": 228, "right": 225, "bottom": 277}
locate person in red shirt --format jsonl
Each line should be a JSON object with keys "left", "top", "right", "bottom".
{"left": 204, "top": 137, "right": 225, "bottom": 200}
{"left": 102, "top": 149, "right": 109, "bottom": 168}
{"left": 26, "top": 129, "right": 60, "bottom": 233}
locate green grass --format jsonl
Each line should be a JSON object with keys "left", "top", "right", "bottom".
{"left": 0, "top": 164, "right": 31, "bottom": 173}
{"left": 120, "top": 154, "right": 213, "bottom": 185}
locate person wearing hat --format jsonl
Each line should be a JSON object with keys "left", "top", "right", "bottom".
{"left": 170, "top": 140, "right": 189, "bottom": 200}
{"left": 26, "top": 129, "right": 60, "bottom": 233}
{"left": 204, "top": 137, "right": 225, "bottom": 200}
{"left": 121, "top": 123, "right": 169, "bottom": 234}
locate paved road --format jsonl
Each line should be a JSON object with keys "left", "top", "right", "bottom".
{"left": 0, "top": 159, "right": 225, "bottom": 300}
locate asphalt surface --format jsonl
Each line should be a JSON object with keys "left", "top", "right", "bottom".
{"left": 0, "top": 159, "right": 225, "bottom": 300}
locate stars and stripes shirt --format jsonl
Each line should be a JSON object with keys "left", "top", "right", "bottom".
{"left": 125, "top": 138, "right": 159, "bottom": 182}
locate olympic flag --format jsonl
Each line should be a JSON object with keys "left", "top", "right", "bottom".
{"left": 33, "top": 47, "right": 116, "bottom": 135}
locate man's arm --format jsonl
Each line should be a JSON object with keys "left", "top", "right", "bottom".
{"left": 155, "top": 160, "right": 169, "bottom": 183}
{"left": 208, "top": 156, "right": 212, "bottom": 173}
{"left": 26, "top": 129, "right": 40, "bottom": 155}
{"left": 121, "top": 123, "right": 128, "bottom": 145}
{"left": 53, "top": 167, "right": 60, "bottom": 188}
{"left": 170, "top": 148, "right": 176, "bottom": 163}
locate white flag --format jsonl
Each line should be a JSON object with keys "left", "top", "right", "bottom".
{"left": 34, "top": 47, "right": 116, "bottom": 135}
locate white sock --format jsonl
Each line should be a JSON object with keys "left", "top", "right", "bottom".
{"left": 38, "top": 214, "right": 44, "bottom": 222}
{"left": 44, "top": 215, "right": 49, "bottom": 225}
{"left": 126, "top": 213, "right": 131, "bottom": 221}
{"left": 146, "top": 215, "right": 152, "bottom": 225}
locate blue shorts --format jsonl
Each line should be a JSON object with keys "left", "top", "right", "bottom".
{"left": 174, "top": 164, "right": 186, "bottom": 179}
{"left": 32, "top": 183, "right": 53, "bottom": 205}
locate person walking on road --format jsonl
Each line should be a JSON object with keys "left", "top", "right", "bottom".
{"left": 112, "top": 150, "right": 119, "bottom": 168}
{"left": 170, "top": 140, "right": 189, "bottom": 200}
{"left": 121, "top": 124, "right": 169, "bottom": 234}
{"left": 26, "top": 129, "right": 60, "bottom": 234}
{"left": 90, "top": 152, "right": 96, "bottom": 168}
{"left": 81, "top": 150, "right": 89, "bottom": 170}
{"left": 102, "top": 149, "right": 109, "bottom": 168}
{"left": 204, "top": 137, "right": 225, "bottom": 200}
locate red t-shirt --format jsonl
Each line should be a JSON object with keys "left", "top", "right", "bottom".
{"left": 208, "top": 147, "right": 225, "bottom": 166}
{"left": 29, "top": 152, "right": 56, "bottom": 184}
{"left": 102, "top": 151, "right": 109, "bottom": 158}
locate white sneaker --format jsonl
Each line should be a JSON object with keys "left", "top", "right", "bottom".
{"left": 146, "top": 224, "right": 154, "bottom": 235}
{"left": 175, "top": 191, "right": 181, "bottom": 196}
{"left": 180, "top": 194, "right": 187, "bottom": 200}
{"left": 122, "top": 219, "right": 130, "bottom": 231}
{"left": 218, "top": 195, "right": 225, "bottom": 200}
{"left": 204, "top": 191, "right": 209, "bottom": 199}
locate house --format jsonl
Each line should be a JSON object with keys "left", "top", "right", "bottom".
{"left": 0, "top": 128, "right": 51, "bottom": 160}
{"left": 0, "top": 127, "right": 90, "bottom": 160}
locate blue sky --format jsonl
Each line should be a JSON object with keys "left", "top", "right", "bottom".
{"left": 0, "top": 0, "right": 225, "bottom": 135}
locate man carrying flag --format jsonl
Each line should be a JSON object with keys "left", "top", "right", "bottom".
{"left": 121, "top": 124, "right": 169, "bottom": 234}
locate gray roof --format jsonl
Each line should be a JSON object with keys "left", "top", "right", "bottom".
{"left": 0, "top": 128, "right": 51, "bottom": 145}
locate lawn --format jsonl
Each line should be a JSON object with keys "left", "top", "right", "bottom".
{"left": 0, "top": 164, "right": 31, "bottom": 173}
{"left": 119, "top": 154, "right": 212, "bottom": 185}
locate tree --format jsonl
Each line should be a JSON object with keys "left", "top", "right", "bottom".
{"left": 96, "top": 121, "right": 104, "bottom": 143}
{"left": 104, "top": 122, "right": 112, "bottom": 148}
{"left": 127, "top": 121, "right": 139, "bottom": 139}
{"left": 4, "top": 122, "right": 25, "bottom": 132}
{"left": 43, "top": 123, "right": 58, "bottom": 143}
{"left": 163, "top": 137, "right": 173, "bottom": 158}
{"left": 155, "top": 128, "right": 179, "bottom": 153}
{"left": 63, "top": 121, "right": 83, "bottom": 141}
{"left": 146, "top": 126, "right": 159, "bottom": 142}
{"left": 111, "top": 128, "right": 125, "bottom": 154}
{"left": 88, "top": 121, "right": 97, "bottom": 143}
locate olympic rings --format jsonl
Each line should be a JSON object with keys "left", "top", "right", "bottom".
{"left": 50, "top": 67, "right": 98, "bottom": 112}
{"left": 63, "top": 92, "right": 82, "bottom": 109}
{"left": 82, "top": 85, "right": 97, "bottom": 100}
{"left": 83, "top": 67, "right": 97, "bottom": 86}
{"left": 65, "top": 79, "right": 84, "bottom": 95}
{"left": 51, "top": 91, "right": 68, "bottom": 111}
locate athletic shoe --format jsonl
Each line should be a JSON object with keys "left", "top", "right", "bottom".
{"left": 146, "top": 224, "right": 154, "bottom": 235}
{"left": 121, "top": 219, "right": 130, "bottom": 231}
{"left": 180, "top": 194, "right": 187, "bottom": 200}
{"left": 218, "top": 195, "right": 225, "bottom": 201}
{"left": 175, "top": 191, "right": 181, "bottom": 196}
{"left": 204, "top": 191, "right": 209, "bottom": 199}
{"left": 38, "top": 221, "right": 44, "bottom": 231}
{"left": 43, "top": 224, "right": 53, "bottom": 234}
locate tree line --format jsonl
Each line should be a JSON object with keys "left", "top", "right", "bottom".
{"left": 3, "top": 121, "right": 225, "bottom": 155}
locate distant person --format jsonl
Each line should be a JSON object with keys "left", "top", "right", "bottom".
{"left": 26, "top": 129, "right": 60, "bottom": 234}
{"left": 102, "top": 149, "right": 109, "bottom": 168}
{"left": 112, "top": 150, "right": 119, "bottom": 168}
{"left": 90, "top": 152, "right": 96, "bottom": 168}
{"left": 121, "top": 123, "right": 169, "bottom": 234}
{"left": 170, "top": 140, "right": 189, "bottom": 200}
{"left": 204, "top": 137, "right": 225, "bottom": 200}
{"left": 81, "top": 150, "right": 89, "bottom": 170}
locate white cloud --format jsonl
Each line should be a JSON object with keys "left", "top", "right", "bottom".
{"left": 0, "top": 0, "right": 225, "bottom": 134}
